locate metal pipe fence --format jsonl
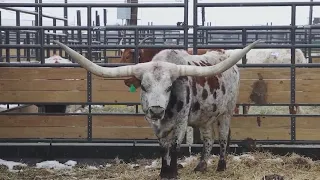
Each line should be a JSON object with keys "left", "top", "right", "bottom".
{"left": 1, "top": 1, "right": 320, "bottom": 145}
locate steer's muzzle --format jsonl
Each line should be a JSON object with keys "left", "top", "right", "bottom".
{"left": 148, "top": 106, "right": 165, "bottom": 120}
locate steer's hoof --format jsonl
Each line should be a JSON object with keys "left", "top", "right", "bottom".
{"left": 160, "top": 174, "right": 178, "bottom": 180}
{"left": 194, "top": 160, "right": 207, "bottom": 173}
{"left": 216, "top": 159, "right": 226, "bottom": 172}
{"left": 160, "top": 170, "right": 178, "bottom": 180}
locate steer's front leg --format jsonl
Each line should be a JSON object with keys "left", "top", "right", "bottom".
{"left": 159, "top": 143, "right": 178, "bottom": 180}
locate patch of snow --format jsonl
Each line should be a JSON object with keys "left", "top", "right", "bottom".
{"left": 75, "top": 109, "right": 83, "bottom": 113}
{"left": 128, "top": 163, "right": 139, "bottom": 169}
{"left": 178, "top": 156, "right": 198, "bottom": 168}
{"left": 45, "top": 55, "right": 72, "bottom": 64}
{"left": 0, "top": 104, "right": 19, "bottom": 109}
{"left": 87, "top": 165, "right": 99, "bottom": 170}
{"left": 232, "top": 156, "right": 241, "bottom": 162}
{"left": 207, "top": 154, "right": 218, "bottom": 165}
{"left": 145, "top": 160, "right": 160, "bottom": 169}
{"left": 36, "top": 160, "right": 73, "bottom": 170}
{"left": 0, "top": 159, "right": 27, "bottom": 172}
{"left": 231, "top": 154, "right": 255, "bottom": 162}
{"left": 264, "top": 158, "right": 283, "bottom": 163}
{"left": 240, "top": 154, "right": 255, "bottom": 160}
{"left": 105, "top": 163, "right": 112, "bottom": 168}
{"left": 64, "top": 160, "right": 77, "bottom": 167}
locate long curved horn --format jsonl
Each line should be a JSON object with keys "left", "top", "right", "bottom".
{"left": 119, "top": 38, "right": 124, "bottom": 52}
{"left": 53, "top": 40, "right": 147, "bottom": 78}
{"left": 177, "top": 40, "right": 261, "bottom": 77}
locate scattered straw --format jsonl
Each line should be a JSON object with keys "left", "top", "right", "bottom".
{"left": 0, "top": 152, "right": 319, "bottom": 180}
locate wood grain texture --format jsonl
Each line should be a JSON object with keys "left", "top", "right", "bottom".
{"left": 296, "top": 117, "right": 320, "bottom": 140}
{"left": 0, "top": 115, "right": 87, "bottom": 138}
{"left": 1, "top": 67, "right": 320, "bottom": 104}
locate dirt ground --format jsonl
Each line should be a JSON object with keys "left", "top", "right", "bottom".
{"left": 1, "top": 152, "right": 320, "bottom": 180}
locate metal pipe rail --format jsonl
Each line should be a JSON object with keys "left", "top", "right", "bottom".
{"left": 0, "top": 3, "right": 185, "bottom": 8}
{"left": 0, "top": 7, "right": 67, "bottom": 21}
{"left": 197, "top": 1, "right": 320, "bottom": 7}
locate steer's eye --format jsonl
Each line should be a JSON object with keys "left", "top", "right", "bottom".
{"left": 166, "top": 85, "right": 172, "bottom": 92}
{"left": 141, "top": 85, "right": 147, "bottom": 92}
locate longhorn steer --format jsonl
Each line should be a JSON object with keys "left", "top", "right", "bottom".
{"left": 54, "top": 40, "right": 260, "bottom": 179}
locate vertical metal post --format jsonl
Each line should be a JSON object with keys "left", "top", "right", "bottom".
{"left": 134, "top": 29, "right": 139, "bottom": 64}
{"left": 193, "top": 0, "right": 198, "bottom": 54}
{"left": 62, "top": 0, "right": 68, "bottom": 58}
{"left": 103, "top": 9, "right": 107, "bottom": 63}
{"left": 87, "top": 6, "right": 93, "bottom": 141}
{"left": 241, "top": 29, "right": 247, "bottom": 64}
{"left": 35, "top": 0, "right": 39, "bottom": 61}
{"left": 242, "top": 28, "right": 248, "bottom": 114}
{"left": 0, "top": 11, "right": 2, "bottom": 62}
{"left": 46, "top": 31, "right": 50, "bottom": 57}
{"left": 16, "top": 12, "right": 21, "bottom": 62}
{"left": 183, "top": 0, "right": 188, "bottom": 50}
{"left": 308, "top": 0, "right": 313, "bottom": 63}
{"left": 53, "top": 19, "right": 57, "bottom": 54}
{"left": 193, "top": 0, "right": 201, "bottom": 144}
{"left": 26, "top": 32, "right": 30, "bottom": 61}
{"left": 39, "top": 0, "right": 44, "bottom": 64}
{"left": 201, "top": 7, "right": 205, "bottom": 44}
{"left": 290, "top": 5, "right": 296, "bottom": 142}
{"left": 76, "top": 10, "right": 82, "bottom": 55}
{"left": 5, "top": 31, "right": 9, "bottom": 62}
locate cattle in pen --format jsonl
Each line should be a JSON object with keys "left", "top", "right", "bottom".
{"left": 54, "top": 39, "right": 260, "bottom": 179}
{"left": 224, "top": 48, "right": 308, "bottom": 114}
{"left": 119, "top": 36, "right": 213, "bottom": 64}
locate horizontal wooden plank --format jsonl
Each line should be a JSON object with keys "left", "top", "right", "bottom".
{"left": 237, "top": 91, "right": 290, "bottom": 104}
{"left": 296, "top": 80, "right": 320, "bottom": 92}
{"left": 0, "top": 89, "right": 316, "bottom": 105}
{"left": 230, "top": 117, "right": 291, "bottom": 140}
{"left": 0, "top": 80, "right": 87, "bottom": 91}
{"left": 0, "top": 91, "right": 87, "bottom": 103}
{"left": 92, "top": 91, "right": 141, "bottom": 103}
{"left": 92, "top": 116, "right": 291, "bottom": 140}
{"left": 240, "top": 79, "right": 290, "bottom": 92}
{"left": 0, "top": 127, "right": 86, "bottom": 138}
{"left": 239, "top": 68, "right": 290, "bottom": 79}
{"left": 0, "top": 67, "right": 87, "bottom": 80}
{"left": 0, "top": 115, "right": 87, "bottom": 127}
{"left": 92, "top": 127, "right": 155, "bottom": 139}
{"left": 92, "top": 79, "right": 130, "bottom": 91}
{"left": 296, "top": 68, "right": 320, "bottom": 80}
{"left": 93, "top": 115, "right": 149, "bottom": 127}
{"left": 296, "top": 117, "right": 320, "bottom": 140}
{"left": 296, "top": 92, "right": 320, "bottom": 103}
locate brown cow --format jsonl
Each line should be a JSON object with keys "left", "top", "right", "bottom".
{"left": 119, "top": 36, "right": 221, "bottom": 88}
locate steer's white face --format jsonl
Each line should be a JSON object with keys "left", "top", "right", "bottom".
{"left": 140, "top": 64, "right": 177, "bottom": 119}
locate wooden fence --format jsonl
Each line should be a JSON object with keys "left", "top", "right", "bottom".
{"left": 0, "top": 66, "right": 320, "bottom": 141}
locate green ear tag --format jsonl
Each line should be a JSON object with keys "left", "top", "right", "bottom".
{"left": 129, "top": 84, "right": 136, "bottom": 92}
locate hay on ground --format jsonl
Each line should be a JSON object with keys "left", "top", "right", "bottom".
{"left": 1, "top": 152, "right": 320, "bottom": 180}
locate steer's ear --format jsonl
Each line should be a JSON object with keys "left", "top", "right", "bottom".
{"left": 124, "top": 76, "right": 141, "bottom": 89}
